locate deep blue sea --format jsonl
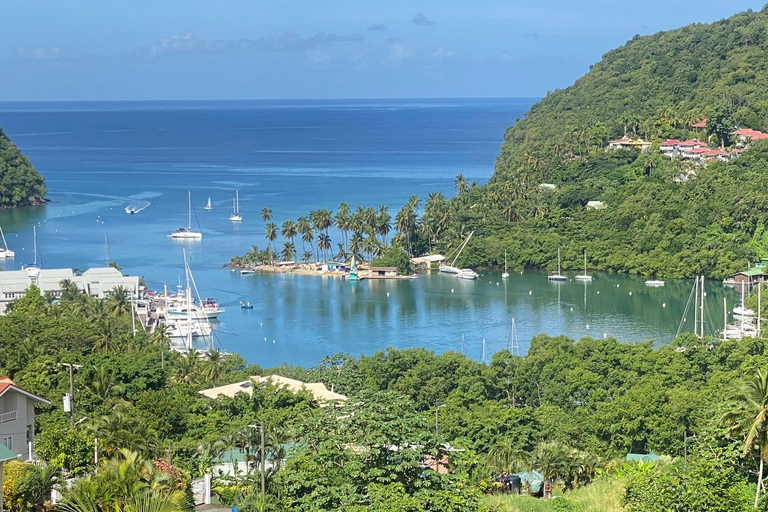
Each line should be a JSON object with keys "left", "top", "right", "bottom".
{"left": 0, "top": 99, "right": 728, "bottom": 368}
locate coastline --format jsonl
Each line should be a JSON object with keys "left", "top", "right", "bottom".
{"left": 226, "top": 262, "right": 412, "bottom": 280}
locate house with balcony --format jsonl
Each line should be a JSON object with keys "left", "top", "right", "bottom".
{"left": 0, "top": 377, "right": 50, "bottom": 459}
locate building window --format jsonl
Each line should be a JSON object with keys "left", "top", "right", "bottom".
{"left": 2, "top": 436, "right": 11, "bottom": 450}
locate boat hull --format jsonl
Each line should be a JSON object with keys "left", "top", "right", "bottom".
{"left": 171, "top": 232, "right": 203, "bottom": 239}
{"left": 439, "top": 265, "right": 460, "bottom": 274}
{"left": 574, "top": 275, "right": 592, "bottom": 281}
{"left": 548, "top": 275, "right": 567, "bottom": 282}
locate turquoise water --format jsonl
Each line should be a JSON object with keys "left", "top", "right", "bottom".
{"left": 0, "top": 99, "right": 741, "bottom": 367}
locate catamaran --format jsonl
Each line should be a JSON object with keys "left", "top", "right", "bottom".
{"left": 0, "top": 226, "right": 14, "bottom": 259}
{"left": 170, "top": 191, "right": 203, "bottom": 239}
{"left": 230, "top": 190, "right": 242, "bottom": 222}
{"left": 575, "top": 250, "right": 592, "bottom": 281}
{"left": 204, "top": 197, "right": 213, "bottom": 210}
{"left": 440, "top": 231, "right": 475, "bottom": 275}
{"left": 548, "top": 248, "right": 567, "bottom": 282}
{"left": 502, "top": 250, "right": 509, "bottom": 279}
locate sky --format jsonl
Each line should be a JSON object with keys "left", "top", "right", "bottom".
{"left": 0, "top": 0, "right": 765, "bottom": 101}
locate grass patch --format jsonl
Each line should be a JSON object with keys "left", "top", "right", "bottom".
{"left": 484, "top": 477, "right": 625, "bottom": 512}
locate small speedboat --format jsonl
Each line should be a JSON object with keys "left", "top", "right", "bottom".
{"left": 457, "top": 269, "right": 478, "bottom": 280}
{"left": 240, "top": 269, "right": 255, "bottom": 275}
{"left": 409, "top": 274, "right": 419, "bottom": 279}
{"left": 125, "top": 207, "right": 138, "bottom": 214}
{"left": 240, "top": 301, "right": 253, "bottom": 309}
{"left": 645, "top": 280, "right": 665, "bottom": 287}
{"left": 733, "top": 304, "right": 755, "bottom": 317}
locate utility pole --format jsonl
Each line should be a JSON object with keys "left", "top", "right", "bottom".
{"left": 435, "top": 398, "right": 439, "bottom": 436}
{"left": 59, "top": 363, "right": 81, "bottom": 428}
{"left": 260, "top": 420, "right": 266, "bottom": 496}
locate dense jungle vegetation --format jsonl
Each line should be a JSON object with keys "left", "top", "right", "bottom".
{"left": 235, "top": 7, "right": 768, "bottom": 280}
{"left": 3, "top": 283, "right": 768, "bottom": 511}
{"left": 0, "top": 128, "right": 46, "bottom": 207}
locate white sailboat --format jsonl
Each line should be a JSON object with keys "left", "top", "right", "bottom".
{"left": 22, "top": 226, "right": 40, "bottom": 278}
{"left": 440, "top": 231, "right": 475, "bottom": 274}
{"left": 0, "top": 226, "right": 14, "bottom": 259}
{"left": 170, "top": 191, "right": 203, "bottom": 239}
{"left": 548, "top": 248, "right": 567, "bottom": 282}
{"left": 575, "top": 250, "right": 592, "bottom": 281}
{"left": 204, "top": 197, "right": 213, "bottom": 211}
{"left": 229, "top": 190, "right": 242, "bottom": 222}
{"left": 733, "top": 281, "right": 754, "bottom": 317}
{"left": 502, "top": 250, "right": 509, "bottom": 279}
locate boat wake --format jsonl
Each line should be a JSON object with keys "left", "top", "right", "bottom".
{"left": 125, "top": 200, "right": 151, "bottom": 214}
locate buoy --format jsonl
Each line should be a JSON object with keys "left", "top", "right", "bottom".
{"left": 260, "top": 322, "right": 263, "bottom": 326}
{"left": 586, "top": 324, "right": 590, "bottom": 329}
{"left": 272, "top": 340, "right": 275, "bottom": 344}
{"left": 629, "top": 292, "right": 632, "bottom": 296}
{"left": 451, "top": 289, "right": 454, "bottom": 293}
{"left": 520, "top": 271, "right": 523, "bottom": 274}
{"left": 617, "top": 284, "right": 620, "bottom": 287}
{"left": 597, "top": 291, "right": 600, "bottom": 294}
{"left": 570, "top": 307, "right": 573, "bottom": 311}
{"left": 604, "top": 333, "right": 607, "bottom": 339}
{"left": 663, "top": 303, "right": 666, "bottom": 308}
{"left": 496, "top": 282, "right": 499, "bottom": 286}
{"left": 529, "top": 291, "right": 532, "bottom": 295}
{"left": 387, "top": 292, "right": 390, "bottom": 297}
{"left": 264, "top": 337, "right": 267, "bottom": 341}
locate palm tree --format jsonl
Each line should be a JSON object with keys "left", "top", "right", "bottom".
{"left": 317, "top": 233, "right": 331, "bottom": 263}
{"left": 334, "top": 243, "right": 347, "bottom": 262}
{"left": 336, "top": 203, "right": 351, "bottom": 250}
{"left": 264, "top": 222, "right": 278, "bottom": 263}
{"left": 454, "top": 174, "right": 468, "bottom": 195}
{"left": 376, "top": 205, "right": 391, "bottom": 244}
{"left": 281, "top": 220, "right": 298, "bottom": 263}
{"left": 152, "top": 323, "right": 172, "bottom": 369}
{"left": 281, "top": 241, "right": 296, "bottom": 263}
{"left": 91, "top": 366, "right": 125, "bottom": 404}
{"left": 260, "top": 207, "right": 272, "bottom": 223}
{"left": 93, "top": 318, "right": 116, "bottom": 353}
{"left": 722, "top": 369, "right": 768, "bottom": 508}
{"left": 203, "top": 349, "right": 224, "bottom": 385}
{"left": 106, "top": 285, "right": 131, "bottom": 317}
{"left": 296, "top": 216, "right": 312, "bottom": 254}
{"left": 301, "top": 251, "right": 313, "bottom": 264}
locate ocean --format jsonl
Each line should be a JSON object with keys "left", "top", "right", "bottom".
{"left": 0, "top": 99, "right": 725, "bottom": 367}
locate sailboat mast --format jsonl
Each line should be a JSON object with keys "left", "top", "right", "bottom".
{"left": 557, "top": 248, "right": 561, "bottom": 275}
{"left": 188, "top": 191, "right": 192, "bottom": 229}
{"left": 105, "top": 233, "right": 109, "bottom": 268}
{"left": 33, "top": 226, "right": 37, "bottom": 265}
{"left": 236, "top": 190, "right": 239, "bottom": 215}
{"left": 0, "top": 226, "right": 8, "bottom": 251}
{"left": 694, "top": 277, "right": 699, "bottom": 337}
{"left": 724, "top": 297, "right": 727, "bottom": 341}
{"left": 699, "top": 276, "right": 706, "bottom": 338}
{"left": 584, "top": 250, "right": 587, "bottom": 275}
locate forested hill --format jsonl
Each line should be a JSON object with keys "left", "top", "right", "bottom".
{"left": 461, "top": 6, "right": 768, "bottom": 279}
{"left": 0, "top": 128, "right": 46, "bottom": 207}
{"left": 496, "top": 6, "right": 768, "bottom": 171}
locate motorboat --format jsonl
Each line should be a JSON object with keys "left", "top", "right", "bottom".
{"left": 240, "top": 269, "right": 255, "bottom": 275}
{"left": 645, "top": 280, "right": 665, "bottom": 287}
{"left": 733, "top": 304, "right": 755, "bottom": 317}
{"left": 125, "top": 206, "right": 138, "bottom": 214}
{"left": 457, "top": 269, "right": 478, "bottom": 280}
{"left": 170, "top": 191, "right": 202, "bottom": 239}
{"left": 241, "top": 301, "right": 253, "bottom": 309}
{"left": 548, "top": 248, "right": 567, "bottom": 282}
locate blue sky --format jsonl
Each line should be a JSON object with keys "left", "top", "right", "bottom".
{"left": 1, "top": 0, "right": 765, "bottom": 100}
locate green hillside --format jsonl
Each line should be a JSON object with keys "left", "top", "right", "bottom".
{"left": 469, "top": 6, "right": 768, "bottom": 279}
{"left": 0, "top": 128, "right": 46, "bottom": 207}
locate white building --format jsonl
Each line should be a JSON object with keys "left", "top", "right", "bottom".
{"left": 0, "top": 266, "right": 140, "bottom": 314}
{"left": 0, "top": 377, "right": 50, "bottom": 460}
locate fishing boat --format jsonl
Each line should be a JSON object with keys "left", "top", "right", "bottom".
{"left": 22, "top": 226, "right": 41, "bottom": 278}
{"left": 240, "top": 301, "right": 253, "bottom": 310}
{"left": 204, "top": 197, "right": 213, "bottom": 210}
{"left": 501, "top": 250, "right": 509, "bottom": 280}
{"left": 0, "top": 226, "right": 14, "bottom": 259}
{"left": 457, "top": 268, "right": 478, "bottom": 280}
{"left": 229, "top": 190, "right": 242, "bottom": 222}
{"left": 170, "top": 191, "right": 203, "bottom": 239}
{"left": 645, "top": 280, "right": 665, "bottom": 287}
{"left": 440, "top": 231, "right": 474, "bottom": 275}
{"left": 575, "top": 250, "right": 592, "bottom": 281}
{"left": 548, "top": 248, "right": 567, "bottom": 282}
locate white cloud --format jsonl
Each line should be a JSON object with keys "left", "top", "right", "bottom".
{"left": 305, "top": 50, "right": 331, "bottom": 67}
{"left": 138, "top": 30, "right": 365, "bottom": 57}
{"left": 433, "top": 48, "right": 456, "bottom": 58}
{"left": 13, "top": 46, "right": 80, "bottom": 61}
{"left": 386, "top": 43, "right": 415, "bottom": 65}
